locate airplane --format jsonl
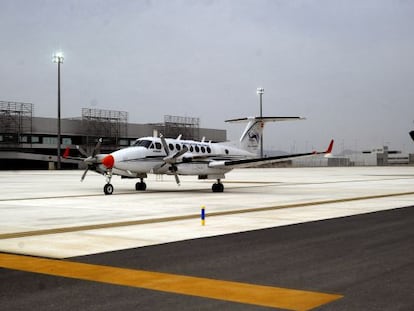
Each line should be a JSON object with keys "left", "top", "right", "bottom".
{"left": 68, "top": 116, "right": 334, "bottom": 195}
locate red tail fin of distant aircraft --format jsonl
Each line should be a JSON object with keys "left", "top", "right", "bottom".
{"left": 325, "top": 139, "right": 334, "bottom": 154}
{"left": 63, "top": 147, "right": 70, "bottom": 158}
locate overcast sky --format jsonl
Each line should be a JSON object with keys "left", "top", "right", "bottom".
{"left": 1, "top": 0, "right": 413, "bottom": 153}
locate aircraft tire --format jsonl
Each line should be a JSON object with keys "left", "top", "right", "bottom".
{"left": 212, "top": 183, "right": 224, "bottom": 193}
{"left": 135, "top": 182, "right": 147, "bottom": 191}
{"left": 104, "top": 183, "right": 114, "bottom": 195}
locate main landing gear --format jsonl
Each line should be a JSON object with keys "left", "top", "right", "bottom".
{"left": 212, "top": 179, "right": 224, "bottom": 192}
{"left": 135, "top": 178, "right": 147, "bottom": 191}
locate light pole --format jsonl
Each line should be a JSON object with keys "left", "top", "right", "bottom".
{"left": 257, "top": 87, "right": 264, "bottom": 158}
{"left": 53, "top": 52, "right": 64, "bottom": 170}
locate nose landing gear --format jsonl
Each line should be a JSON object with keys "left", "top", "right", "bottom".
{"left": 104, "top": 183, "right": 114, "bottom": 195}
{"left": 103, "top": 170, "right": 114, "bottom": 195}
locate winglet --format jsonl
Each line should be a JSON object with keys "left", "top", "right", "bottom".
{"left": 325, "top": 139, "right": 334, "bottom": 154}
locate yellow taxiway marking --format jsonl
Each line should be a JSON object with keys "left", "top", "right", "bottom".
{"left": 1, "top": 191, "right": 414, "bottom": 240}
{"left": 0, "top": 253, "right": 342, "bottom": 310}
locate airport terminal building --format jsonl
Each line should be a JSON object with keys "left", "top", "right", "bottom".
{"left": 0, "top": 101, "right": 226, "bottom": 169}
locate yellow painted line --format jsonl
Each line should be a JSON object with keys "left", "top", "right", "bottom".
{"left": 1, "top": 191, "right": 414, "bottom": 240}
{"left": 0, "top": 253, "right": 342, "bottom": 310}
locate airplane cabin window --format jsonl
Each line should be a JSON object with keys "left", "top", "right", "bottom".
{"left": 195, "top": 146, "right": 200, "bottom": 152}
{"left": 176, "top": 144, "right": 181, "bottom": 151}
{"left": 201, "top": 146, "right": 205, "bottom": 153}
{"left": 155, "top": 142, "right": 162, "bottom": 149}
{"left": 225, "top": 149, "right": 229, "bottom": 154}
{"left": 207, "top": 147, "right": 211, "bottom": 153}
{"left": 190, "top": 146, "right": 194, "bottom": 152}
{"left": 169, "top": 143, "right": 174, "bottom": 151}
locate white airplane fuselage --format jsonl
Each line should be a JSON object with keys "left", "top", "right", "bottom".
{"left": 106, "top": 136, "right": 254, "bottom": 178}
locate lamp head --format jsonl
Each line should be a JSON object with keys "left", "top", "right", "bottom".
{"left": 53, "top": 52, "right": 64, "bottom": 63}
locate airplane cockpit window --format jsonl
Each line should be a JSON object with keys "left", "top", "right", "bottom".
{"left": 133, "top": 139, "right": 152, "bottom": 148}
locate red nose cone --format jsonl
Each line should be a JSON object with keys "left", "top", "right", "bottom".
{"left": 102, "top": 154, "right": 114, "bottom": 169}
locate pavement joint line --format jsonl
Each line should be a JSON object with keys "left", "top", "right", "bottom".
{"left": 0, "top": 252, "right": 343, "bottom": 310}
{"left": 0, "top": 184, "right": 273, "bottom": 202}
{"left": 1, "top": 176, "right": 412, "bottom": 202}
{"left": 1, "top": 191, "right": 414, "bottom": 240}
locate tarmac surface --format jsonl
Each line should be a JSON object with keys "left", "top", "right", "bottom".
{"left": 1, "top": 167, "right": 414, "bottom": 310}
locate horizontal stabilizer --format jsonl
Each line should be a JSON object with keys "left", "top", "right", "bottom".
{"left": 225, "top": 116, "right": 306, "bottom": 154}
{"left": 225, "top": 116, "right": 305, "bottom": 123}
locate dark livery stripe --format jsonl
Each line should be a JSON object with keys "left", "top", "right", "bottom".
{"left": 119, "top": 155, "right": 248, "bottom": 164}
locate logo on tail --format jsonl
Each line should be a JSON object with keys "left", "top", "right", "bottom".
{"left": 245, "top": 121, "right": 262, "bottom": 150}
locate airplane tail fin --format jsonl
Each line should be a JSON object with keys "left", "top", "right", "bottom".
{"left": 225, "top": 116, "right": 305, "bottom": 155}
{"left": 410, "top": 130, "right": 414, "bottom": 142}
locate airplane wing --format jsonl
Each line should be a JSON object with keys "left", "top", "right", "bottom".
{"left": 208, "top": 139, "right": 334, "bottom": 169}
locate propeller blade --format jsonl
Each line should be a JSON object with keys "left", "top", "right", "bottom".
{"left": 92, "top": 138, "right": 103, "bottom": 157}
{"left": 159, "top": 134, "right": 170, "bottom": 156}
{"left": 81, "top": 167, "right": 89, "bottom": 182}
{"left": 78, "top": 138, "right": 105, "bottom": 182}
{"left": 163, "top": 146, "right": 188, "bottom": 164}
{"left": 174, "top": 145, "right": 188, "bottom": 158}
{"left": 84, "top": 156, "right": 95, "bottom": 165}
{"left": 76, "top": 145, "right": 88, "bottom": 158}
{"left": 159, "top": 135, "right": 187, "bottom": 185}
{"left": 174, "top": 172, "right": 180, "bottom": 185}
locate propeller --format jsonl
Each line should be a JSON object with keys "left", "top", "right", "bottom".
{"left": 159, "top": 134, "right": 188, "bottom": 185}
{"left": 78, "top": 138, "right": 104, "bottom": 182}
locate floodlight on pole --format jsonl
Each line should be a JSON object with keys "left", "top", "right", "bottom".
{"left": 257, "top": 87, "right": 264, "bottom": 158}
{"left": 53, "top": 52, "right": 64, "bottom": 170}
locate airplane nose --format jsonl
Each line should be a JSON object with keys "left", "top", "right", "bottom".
{"left": 102, "top": 154, "right": 115, "bottom": 169}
